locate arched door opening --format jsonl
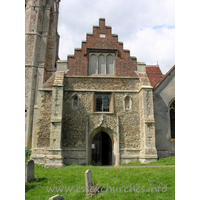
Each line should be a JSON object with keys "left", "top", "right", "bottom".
{"left": 91, "top": 131, "right": 112, "bottom": 166}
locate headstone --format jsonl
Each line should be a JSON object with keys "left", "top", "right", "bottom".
{"left": 25, "top": 159, "right": 35, "bottom": 183}
{"left": 49, "top": 194, "right": 64, "bottom": 200}
{"left": 85, "top": 169, "right": 93, "bottom": 193}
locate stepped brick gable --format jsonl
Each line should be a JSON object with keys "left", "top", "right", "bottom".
{"left": 66, "top": 18, "right": 138, "bottom": 77}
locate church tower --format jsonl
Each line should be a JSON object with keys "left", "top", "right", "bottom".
{"left": 25, "top": 0, "right": 61, "bottom": 147}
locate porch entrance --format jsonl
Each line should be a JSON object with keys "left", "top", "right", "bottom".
{"left": 91, "top": 131, "right": 112, "bottom": 166}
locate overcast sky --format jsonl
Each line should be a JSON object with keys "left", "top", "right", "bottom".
{"left": 57, "top": 0, "right": 175, "bottom": 74}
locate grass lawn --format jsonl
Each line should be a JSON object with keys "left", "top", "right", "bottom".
{"left": 25, "top": 157, "right": 175, "bottom": 200}
{"left": 120, "top": 156, "right": 175, "bottom": 166}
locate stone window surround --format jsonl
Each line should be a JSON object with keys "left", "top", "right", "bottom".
{"left": 96, "top": 93, "right": 111, "bottom": 112}
{"left": 123, "top": 94, "right": 132, "bottom": 111}
{"left": 89, "top": 52, "right": 115, "bottom": 75}
{"left": 71, "top": 92, "right": 80, "bottom": 109}
{"left": 92, "top": 92, "right": 114, "bottom": 114}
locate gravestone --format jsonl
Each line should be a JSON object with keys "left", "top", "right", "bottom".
{"left": 85, "top": 169, "right": 93, "bottom": 193}
{"left": 49, "top": 194, "right": 64, "bottom": 200}
{"left": 25, "top": 159, "right": 35, "bottom": 183}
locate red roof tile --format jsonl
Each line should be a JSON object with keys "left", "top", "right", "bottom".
{"left": 146, "top": 65, "right": 164, "bottom": 88}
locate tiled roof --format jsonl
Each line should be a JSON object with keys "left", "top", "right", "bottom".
{"left": 146, "top": 65, "right": 164, "bottom": 88}
{"left": 146, "top": 65, "right": 175, "bottom": 88}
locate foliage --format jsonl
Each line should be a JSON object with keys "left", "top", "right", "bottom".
{"left": 25, "top": 147, "right": 31, "bottom": 159}
{"left": 25, "top": 147, "right": 31, "bottom": 163}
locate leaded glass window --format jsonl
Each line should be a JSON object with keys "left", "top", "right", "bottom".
{"left": 96, "top": 94, "right": 110, "bottom": 112}
{"left": 96, "top": 95, "right": 102, "bottom": 111}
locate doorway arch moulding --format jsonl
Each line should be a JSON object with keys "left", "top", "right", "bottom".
{"left": 86, "top": 115, "right": 120, "bottom": 166}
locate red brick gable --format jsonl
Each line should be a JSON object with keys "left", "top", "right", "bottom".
{"left": 66, "top": 18, "right": 138, "bottom": 77}
{"left": 146, "top": 65, "right": 164, "bottom": 88}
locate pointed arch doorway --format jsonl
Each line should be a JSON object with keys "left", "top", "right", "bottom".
{"left": 88, "top": 127, "right": 115, "bottom": 166}
{"left": 91, "top": 131, "right": 112, "bottom": 166}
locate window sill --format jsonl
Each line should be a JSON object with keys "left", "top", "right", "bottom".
{"left": 88, "top": 74, "right": 115, "bottom": 77}
{"left": 92, "top": 112, "right": 114, "bottom": 115}
{"left": 171, "top": 139, "right": 175, "bottom": 142}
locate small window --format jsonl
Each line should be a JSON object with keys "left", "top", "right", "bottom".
{"left": 169, "top": 100, "right": 175, "bottom": 139}
{"left": 73, "top": 95, "right": 78, "bottom": 107}
{"left": 123, "top": 95, "right": 132, "bottom": 111}
{"left": 71, "top": 93, "right": 79, "bottom": 109}
{"left": 99, "top": 34, "right": 106, "bottom": 38}
{"left": 95, "top": 94, "right": 111, "bottom": 112}
{"left": 125, "top": 96, "right": 130, "bottom": 110}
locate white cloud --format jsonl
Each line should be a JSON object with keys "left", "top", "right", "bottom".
{"left": 58, "top": 0, "right": 175, "bottom": 74}
{"left": 125, "top": 27, "right": 175, "bottom": 73}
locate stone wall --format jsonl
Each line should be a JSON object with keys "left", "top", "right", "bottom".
{"left": 25, "top": 0, "right": 45, "bottom": 147}
{"left": 62, "top": 91, "right": 87, "bottom": 148}
{"left": 25, "top": 0, "right": 60, "bottom": 147}
{"left": 31, "top": 75, "right": 157, "bottom": 165}
{"left": 36, "top": 90, "right": 52, "bottom": 147}
{"left": 154, "top": 67, "right": 175, "bottom": 156}
{"left": 62, "top": 76, "right": 141, "bottom": 164}
{"left": 25, "top": 66, "right": 37, "bottom": 147}
{"left": 64, "top": 77, "right": 140, "bottom": 91}
{"left": 117, "top": 93, "right": 140, "bottom": 149}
